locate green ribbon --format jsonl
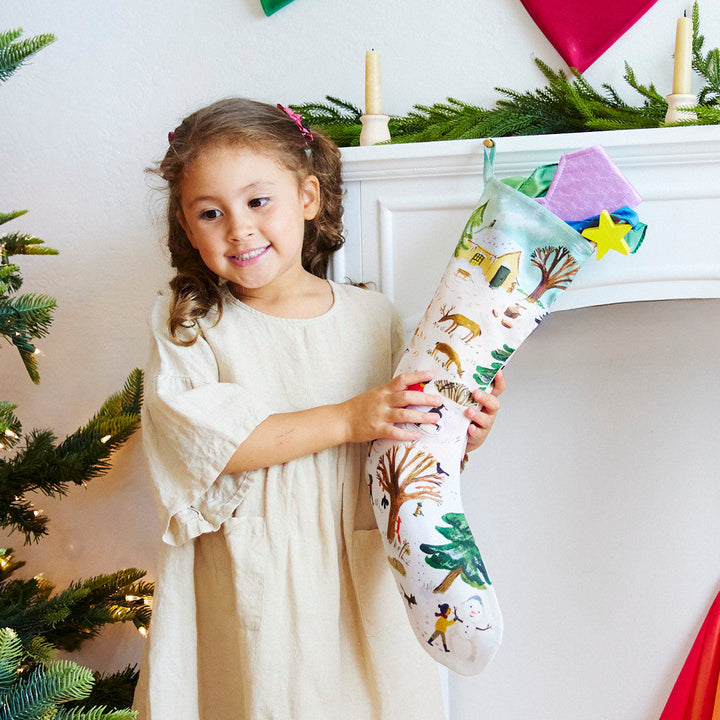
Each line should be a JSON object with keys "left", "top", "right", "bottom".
{"left": 501, "top": 163, "right": 557, "bottom": 198}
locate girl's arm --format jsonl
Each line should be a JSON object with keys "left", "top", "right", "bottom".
{"left": 222, "top": 370, "right": 443, "bottom": 474}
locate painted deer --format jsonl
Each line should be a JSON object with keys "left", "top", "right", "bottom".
{"left": 438, "top": 305, "right": 482, "bottom": 343}
{"left": 430, "top": 342, "right": 464, "bottom": 377}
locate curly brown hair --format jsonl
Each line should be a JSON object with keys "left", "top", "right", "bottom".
{"left": 152, "top": 98, "right": 345, "bottom": 345}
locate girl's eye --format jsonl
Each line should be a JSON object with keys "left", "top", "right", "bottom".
{"left": 200, "top": 209, "right": 222, "bottom": 220}
{"left": 248, "top": 197, "right": 269, "bottom": 209}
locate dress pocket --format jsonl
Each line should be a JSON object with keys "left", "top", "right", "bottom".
{"left": 222, "top": 516, "right": 266, "bottom": 631}
{"left": 351, "top": 528, "right": 408, "bottom": 638}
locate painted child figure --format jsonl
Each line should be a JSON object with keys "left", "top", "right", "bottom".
{"left": 133, "top": 98, "right": 504, "bottom": 720}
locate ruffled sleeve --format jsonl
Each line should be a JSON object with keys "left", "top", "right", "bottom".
{"left": 142, "top": 295, "right": 273, "bottom": 546}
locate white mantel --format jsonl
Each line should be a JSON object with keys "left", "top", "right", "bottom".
{"left": 337, "top": 125, "right": 720, "bottom": 323}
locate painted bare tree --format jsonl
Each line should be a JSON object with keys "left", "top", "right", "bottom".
{"left": 375, "top": 444, "right": 443, "bottom": 542}
{"left": 526, "top": 246, "right": 580, "bottom": 303}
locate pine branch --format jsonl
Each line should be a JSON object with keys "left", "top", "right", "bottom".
{"left": 289, "top": 96, "right": 362, "bottom": 146}
{"left": 1, "top": 211, "right": 58, "bottom": 383}
{"left": 0, "top": 630, "right": 137, "bottom": 720}
{"left": 692, "top": 1, "right": 720, "bottom": 104}
{"left": 0, "top": 569, "right": 153, "bottom": 653}
{"left": 0, "top": 263, "right": 23, "bottom": 296}
{"left": 54, "top": 706, "right": 138, "bottom": 720}
{"left": 0, "top": 370, "right": 144, "bottom": 543}
{"left": 0, "top": 402, "right": 22, "bottom": 452}
{"left": 64, "top": 665, "right": 140, "bottom": 715}
{"left": 0, "top": 29, "right": 55, "bottom": 83}
{"left": 1, "top": 232, "right": 59, "bottom": 257}
{"left": 0, "top": 293, "right": 57, "bottom": 337}
{"left": 0, "top": 210, "right": 28, "bottom": 227}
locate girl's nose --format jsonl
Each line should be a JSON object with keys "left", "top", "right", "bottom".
{"left": 227, "top": 212, "right": 254, "bottom": 241}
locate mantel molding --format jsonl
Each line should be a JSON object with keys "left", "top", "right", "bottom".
{"left": 341, "top": 125, "right": 720, "bottom": 180}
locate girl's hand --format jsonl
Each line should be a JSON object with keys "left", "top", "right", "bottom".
{"left": 341, "top": 371, "right": 444, "bottom": 444}
{"left": 465, "top": 370, "right": 506, "bottom": 453}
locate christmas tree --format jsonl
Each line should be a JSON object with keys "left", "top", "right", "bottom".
{"left": 1, "top": 28, "right": 150, "bottom": 719}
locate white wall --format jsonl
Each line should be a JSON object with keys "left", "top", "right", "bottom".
{"left": 1, "top": 1, "right": 718, "bottom": 716}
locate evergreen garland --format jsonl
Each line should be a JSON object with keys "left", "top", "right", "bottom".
{"left": 292, "top": 1, "right": 719, "bottom": 147}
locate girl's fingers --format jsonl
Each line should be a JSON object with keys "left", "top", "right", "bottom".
{"left": 392, "top": 408, "right": 440, "bottom": 426}
{"left": 392, "top": 370, "right": 434, "bottom": 390}
{"left": 397, "top": 391, "right": 444, "bottom": 408}
{"left": 490, "top": 370, "right": 506, "bottom": 396}
{"left": 470, "top": 390, "right": 501, "bottom": 415}
{"left": 467, "top": 407, "right": 493, "bottom": 428}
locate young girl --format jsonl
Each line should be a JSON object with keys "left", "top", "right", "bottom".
{"left": 133, "top": 98, "right": 505, "bottom": 720}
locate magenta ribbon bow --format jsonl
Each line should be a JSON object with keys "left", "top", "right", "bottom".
{"left": 277, "top": 104, "right": 314, "bottom": 144}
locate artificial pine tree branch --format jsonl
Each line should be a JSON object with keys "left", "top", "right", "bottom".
{"left": 0, "top": 28, "right": 55, "bottom": 82}
{"left": 65, "top": 665, "right": 140, "bottom": 715}
{"left": 0, "top": 402, "right": 22, "bottom": 452}
{"left": 0, "top": 369, "right": 143, "bottom": 543}
{"left": 54, "top": 706, "right": 138, "bottom": 720}
{"left": 0, "top": 210, "right": 28, "bottom": 227}
{"left": 0, "top": 568, "right": 153, "bottom": 653}
{"left": 1, "top": 231, "right": 59, "bottom": 257}
{"left": 0, "top": 628, "right": 138, "bottom": 719}
{"left": 1, "top": 212, "right": 59, "bottom": 384}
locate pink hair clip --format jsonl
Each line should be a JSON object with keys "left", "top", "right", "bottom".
{"left": 277, "top": 104, "right": 314, "bottom": 144}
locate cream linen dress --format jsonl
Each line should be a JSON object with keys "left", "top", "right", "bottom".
{"left": 133, "top": 281, "right": 446, "bottom": 720}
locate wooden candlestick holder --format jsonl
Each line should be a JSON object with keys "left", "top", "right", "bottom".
{"left": 359, "top": 114, "right": 391, "bottom": 146}
{"left": 665, "top": 93, "right": 697, "bottom": 124}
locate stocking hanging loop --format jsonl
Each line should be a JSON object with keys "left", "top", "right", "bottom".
{"left": 483, "top": 139, "right": 496, "bottom": 185}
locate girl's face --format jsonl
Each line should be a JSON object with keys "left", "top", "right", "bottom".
{"left": 177, "top": 144, "right": 320, "bottom": 298}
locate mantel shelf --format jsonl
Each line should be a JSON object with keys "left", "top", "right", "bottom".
{"left": 338, "top": 125, "right": 720, "bottom": 316}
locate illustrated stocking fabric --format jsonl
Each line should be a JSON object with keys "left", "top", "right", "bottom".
{"left": 366, "top": 141, "right": 644, "bottom": 675}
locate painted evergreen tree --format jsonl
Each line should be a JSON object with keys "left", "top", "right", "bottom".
{"left": 474, "top": 345, "right": 515, "bottom": 389}
{"left": 457, "top": 200, "right": 489, "bottom": 247}
{"left": 1, "top": 28, "right": 148, "bottom": 718}
{"left": 420, "top": 512, "right": 491, "bottom": 594}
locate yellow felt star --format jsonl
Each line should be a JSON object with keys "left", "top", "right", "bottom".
{"left": 582, "top": 209, "right": 632, "bottom": 260}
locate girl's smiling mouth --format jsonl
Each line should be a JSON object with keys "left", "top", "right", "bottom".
{"left": 228, "top": 246, "right": 270, "bottom": 265}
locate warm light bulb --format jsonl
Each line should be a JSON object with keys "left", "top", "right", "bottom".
{"left": 138, "top": 626, "right": 148, "bottom": 637}
{"left": 100, "top": 435, "right": 112, "bottom": 444}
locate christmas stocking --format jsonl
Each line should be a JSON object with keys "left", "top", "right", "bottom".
{"left": 366, "top": 141, "right": 645, "bottom": 675}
